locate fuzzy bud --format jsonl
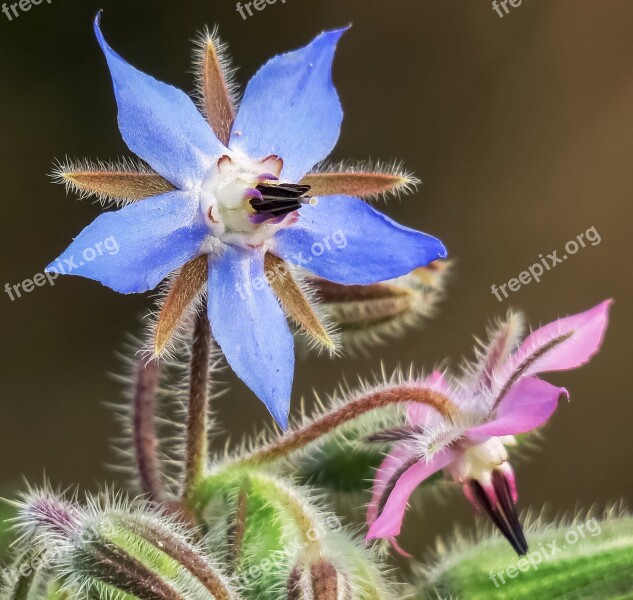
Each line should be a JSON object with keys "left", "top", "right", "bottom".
{"left": 11, "top": 491, "right": 238, "bottom": 600}
{"left": 193, "top": 469, "right": 398, "bottom": 599}
{"left": 307, "top": 261, "right": 449, "bottom": 353}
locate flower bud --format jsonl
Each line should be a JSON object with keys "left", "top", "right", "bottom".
{"left": 193, "top": 469, "right": 398, "bottom": 599}
{"left": 287, "top": 560, "right": 352, "bottom": 600}
{"left": 12, "top": 491, "right": 238, "bottom": 600}
{"left": 307, "top": 261, "right": 449, "bottom": 353}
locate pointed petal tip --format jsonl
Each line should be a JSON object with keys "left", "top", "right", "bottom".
{"left": 390, "top": 537, "right": 412, "bottom": 558}
{"left": 319, "top": 25, "right": 351, "bottom": 42}
{"left": 596, "top": 298, "right": 614, "bottom": 315}
{"left": 272, "top": 409, "right": 289, "bottom": 431}
{"left": 436, "top": 240, "right": 449, "bottom": 260}
{"left": 578, "top": 298, "right": 613, "bottom": 323}
{"left": 422, "top": 237, "right": 448, "bottom": 264}
{"left": 94, "top": 10, "right": 114, "bottom": 58}
{"left": 94, "top": 10, "right": 105, "bottom": 39}
{"left": 579, "top": 298, "right": 612, "bottom": 322}
{"left": 300, "top": 25, "right": 349, "bottom": 60}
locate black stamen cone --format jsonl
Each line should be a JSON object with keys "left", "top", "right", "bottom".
{"left": 469, "top": 476, "right": 528, "bottom": 556}
{"left": 251, "top": 183, "right": 312, "bottom": 219}
{"left": 493, "top": 470, "right": 529, "bottom": 553}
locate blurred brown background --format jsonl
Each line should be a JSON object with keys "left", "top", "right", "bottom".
{"left": 1, "top": 0, "right": 631, "bottom": 556}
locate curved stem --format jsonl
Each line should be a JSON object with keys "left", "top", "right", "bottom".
{"left": 133, "top": 358, "right": 162, "bottom": 501}
{"left": 250, "top": 472, "right": 323, "bottom": 560}
{"left": 182, "top": 304, "right": 212, "bottom": 502}
{"left": 240, "top": 385, "right": 458, "bottom": 467}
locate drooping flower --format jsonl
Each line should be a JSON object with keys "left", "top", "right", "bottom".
{"left": 366, "top": 301, "right": 611, "bottom": 555}
{"left": 47, "top": 14, "right": 447, "bottom": 428}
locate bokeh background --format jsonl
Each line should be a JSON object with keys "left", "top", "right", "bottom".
{"left": 1, "top": 0, "right": 632, "bottom": 559}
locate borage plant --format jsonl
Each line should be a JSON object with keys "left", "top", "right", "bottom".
{"left": 2, "top": 14, "right": 630, "bottom": 600}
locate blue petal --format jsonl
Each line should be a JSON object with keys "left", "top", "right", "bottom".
{"left": 94, "top": 13, "right": 227, "bottom": 190}
{"left": 207, "top": 246, "right": 294, "bottom": 428}
{"left": 272, "top": 195, "right": 447, "bottom": 284}
{"left": 229, "top": 28, "right": 348, "bottom": 183}
{"left": 47, "top": 191, "right": 207, "bottom": 294}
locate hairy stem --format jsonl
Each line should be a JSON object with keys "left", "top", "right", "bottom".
{"left": 227, "top": 487, "right": 248, "bottom": 566}
{"left": 182, "top": 305, "right": 212, "bottom": 502}
{"left": 133, "top": 358, "right": 162, "bottom": 501}
{"left": 241, "top": 386, "right": 458, "bottom": 466}
{"left": 139, "top": 521, "right": 235, "bottom": 600}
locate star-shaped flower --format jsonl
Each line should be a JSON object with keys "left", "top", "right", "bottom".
{"left": 47, "top": 15, "right": 447, "bottom": 428}
{"left": 366, "top": 301, "right": 611, "bottom": 555}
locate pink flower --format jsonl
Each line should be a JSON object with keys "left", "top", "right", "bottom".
{"left": 366, "top": 301, "right": 611, "bottom": 555}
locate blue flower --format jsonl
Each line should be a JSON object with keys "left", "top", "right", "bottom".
{"left": 48, "top": 14, "right": 447, "bottom": 428}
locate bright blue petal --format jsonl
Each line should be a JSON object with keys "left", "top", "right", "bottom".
{"left": 47, "top": 191, "right": 207, "bottom": 294}
{"left": 272, "top": 195, "right": 447, "bottom": 284}
{"left": 94, "top": 13, "right": 227, "bottom": 189}
{"left": 229, "top": 28, "right": 348, "bottom": 183}
{"left": 207, "top": 246, "right": 294, "bottom": 428}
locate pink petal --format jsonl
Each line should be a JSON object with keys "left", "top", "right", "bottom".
{"left": 467, "top": 377, "right": 567, "bottom": 439}
{"left": 366, "top": 449, "right": 456, "bottom": 540}
{"left": 367, "top": 442, "right": 417, "bottom": 526}
{"left": 496, "top": 300, "right": 611, "bottom": 384}
{"left": 407, "top": 371, "right": 452, "bottom": 426}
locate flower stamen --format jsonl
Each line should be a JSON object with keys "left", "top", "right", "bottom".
{"left": 249, "top": 183, "right": 314, "bottom": 223}
{"left": 466, "top": 470, "right": 528, "bottom": 556}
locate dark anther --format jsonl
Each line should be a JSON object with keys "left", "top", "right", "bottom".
{"left": 469, "top": 475, "right": 528, "bottom": 556}
{"left": 250, "top": 183, "right": 313, "bottom": 220}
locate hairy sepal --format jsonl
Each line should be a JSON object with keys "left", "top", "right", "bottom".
{"left": 264, "top": 254, "right": 339, "bottom": 355}
{"left": 307, "top": 261, "right": 450, "bottom": 355}
{"left": 301, "top": 160, "right": 420, "bottom": 201}
{"left": 192, "top": 27, "right": 239, "bottom": 145}
{"left": 153, "top": 256, "right": 208, "bottom": 357}
{"left": 51, "top": 158, "right": 174, "bottom": 207}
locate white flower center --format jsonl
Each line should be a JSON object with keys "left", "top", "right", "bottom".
{"left": 448, "top": 436, "right": 516, "bottom": 486}
{"left": 199, "top": 154, "right": 308, "bottom": 248}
